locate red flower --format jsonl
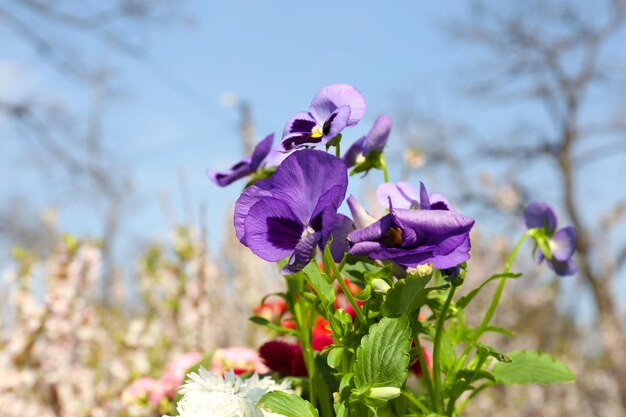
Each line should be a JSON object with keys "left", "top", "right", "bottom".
{"left": 259, "top": 340, "right": 307, "bottom": 376}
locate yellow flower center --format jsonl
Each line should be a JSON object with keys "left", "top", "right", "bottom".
{"left": 311, "top": 125, "right": 324, "bottom": 138}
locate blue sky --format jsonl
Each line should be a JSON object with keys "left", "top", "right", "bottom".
{"left": 1, "top": 1, "right": 625, "bottom": 314}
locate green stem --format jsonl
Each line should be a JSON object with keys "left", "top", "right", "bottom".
{"left": 432, "top": 285, "right": 457, "bottom": 414}
{"left": 415, "top": 334, "right": 435, "bottom": 404}
{"left": 294, "top": 297, "right": 316, "bottom": 404}
{"left": 335, "top": 142, "right": 341, "bottom": 158}
{"left": 381, "top": 154, "right": 390, "bottom": 183}
{"left": 474, "top": 231, "right": 531, "bottom": 341}
{"left": 328, "top": 257, "right": 367, "bottom": 327}
{"left": 455, "top": 231, "right": 532, "bottom": 384}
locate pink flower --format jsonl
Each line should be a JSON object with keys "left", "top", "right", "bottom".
{"left": 122, "top": 377, "right": 159, "bottom": 405}
{"left": 211, "top": 347, "right": 269, "bottom": 375}
{"left": 160, "top": 352, "right": 203, "bottom": 398}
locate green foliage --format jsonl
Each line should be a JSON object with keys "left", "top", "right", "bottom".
{"left": 302, "top": 262, "right": 336, "bottom": 305}
{"left": 492, "top": 350, "right": 576, "bottom": 385}
{"left": 354, "top": 316, "right": 412, "bottom": 389}
{"left": 381, "top": 270, "right": 433, "bottom": 317}
{"left": 258, "top": 391, "right": 319, "bottom": 417}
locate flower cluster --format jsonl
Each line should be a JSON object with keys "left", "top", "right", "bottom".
{"left": 196, "top": 83, "right": 580, "bottom": 417}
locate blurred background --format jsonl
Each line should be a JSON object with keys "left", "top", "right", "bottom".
{"left": 1, "top": 1, "right": 625, "bottom": 416}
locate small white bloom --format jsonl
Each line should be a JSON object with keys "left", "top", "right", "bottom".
{"left": 165, "top": 368, "right": 292, "bottom": 417}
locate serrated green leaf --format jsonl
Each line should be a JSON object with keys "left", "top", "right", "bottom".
{"left": 492, "top": 350, "right": 575, "bottom": 385}
{"left": 354, "top": 316, "right": 411, "bottom": 389}
{"left": 381, "top": 272, "right": 433, "bottom": 317}
{"left": 302, "top": 261, "right": 335, "bottom": 305}
{"left": 258, "top": 391, "right": 318, "bottom": 417}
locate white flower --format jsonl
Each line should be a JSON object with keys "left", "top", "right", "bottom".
{"left": 164, "top": 368, "right": 293, "bottom": 417}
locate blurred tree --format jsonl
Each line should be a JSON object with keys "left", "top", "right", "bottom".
{"left": 0, "top": 1, "right": 186, "bottom": 303}
{"left": 435, "top": 0, "right": 626, "bottom": 410}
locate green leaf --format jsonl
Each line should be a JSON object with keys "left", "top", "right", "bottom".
{"left": 492, "top": 350, "right": 575, "bottom": 385}
{"left": 327, "top": 347, "right": 344, "bottom": 369}
{"left": 249, "top": 316, "right": 296, "bottom": 336}
{"left": 258, "top": 391, "right": 318, "bottom": 417}
{"left": 455, "top": 272, "right": 522, "bottom": 309}
{"left": 302, "top": 261, "right": 335, "bottom": 305}
{"left": 475, "top": 343, "right": 512, "bottom": 362}
{"left": 354, "top": 316, "right": 411, "bottom": 388}
{"left": 381, "top": 272, "right": 433, "bottom": 317}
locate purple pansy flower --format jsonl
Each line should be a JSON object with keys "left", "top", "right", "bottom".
{"left": 343, "top": 115, "right": 392, "bottom": 167}
{"left": 206, "top": 134, "right": 274, "bottom": 187}
{"left": 347, "top": 182, "right": 474, "bottom": 270}
{"left": 376, "top": 181, "right": 451, "bottom": 211}
{"left": 523, "top": 201, "right": 577, "bottom": 276}
{"left": 234, "top": 149, "right": 349, "bottom": 274}
{"left": 281, "top": 84, "right": 366, "bottom": 151}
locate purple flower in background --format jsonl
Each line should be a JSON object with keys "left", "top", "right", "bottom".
{"left": 206, "top": 134, "right": 274, "bottom": 186}
{"left": 344, "top": 115, "right": 392, "bottom": 167}
{"left": 347, "top": 182, "right": 474, "bottom": 269}
{"left": 234, "top": 150, "right": 348, "bottom": 274}
{"left": 281, "top": 84, "right": 366, "bottom": 151}
{"left": 376, "top": 181, "right": 451, "bottom": 211}
{"left": 523, "top": 201, "right": 577, "bottom": 276}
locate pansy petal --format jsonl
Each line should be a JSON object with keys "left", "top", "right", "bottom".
{"left": 551, "top": 226, "right": 577, "bottom": 262}
{"left": 309, "top": 84, "right": 366, "bottom": 127}
{"left": 343, "top": 136, "right": 366, "bottom": 168}
{"left": 244, "top": 198, "right": 304, "bottom": 262}
{"left": 206, "top": 158, "right": 253, "bottom": 187}
{"left": 261, "top": 148, "right": 293, "bottom": 169}
{"left": 233, "top": 179, "right": 273, "bottom": 242}
{"left": 328, "top": 214, "right": 355, "bottom": 262}
{"left": 323, "top": 105, "right": 351, "bottom": 141}
{"left": 271, "top": 150, "right": 348, "bottom": 224}
{"left": 362, "top": 115, "right": 392, "bottom": 155}
{"left": 376, "top": 182, "right": 420, "bottom": 210}
{"left": 429, "top": 192, "right": 452, "bottom": 211}
{"left": 282, "top": 230, "right": 322, "bottom": 274}
{"left": 394, "top": 208, "right": 475, "bottom": 236}
{"left": 347, "top": 195, "right": 377, "bottom": 229}
{"left": 250, "top": 133, "right": 274, "bottom": 169}
{"left": 347, "top": 213, "right": 395, "bottom": 246}
{"left": 419, "top": 182, "right": 431, "bottom": 210}
{"left": 523, "top": 201, "right": 557, "bottom": 233}
{"left": 548, "top": 258, "right": 578, "bottom": 276}
{"left": 282, "top": 112, "right": 317, "bottom": 138}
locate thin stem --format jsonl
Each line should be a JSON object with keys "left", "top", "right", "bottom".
{"left": 381, "top": 154, "right": 390, "bottom": 183}
{"left": 335, "top": 142, "right": 341, "bottom": 158}
{"left": 294, "top": 297, "right": 316, "bottom": 404}
{"left": 329, "top": 257, "right": 367, "bottom": 327}
{"left": 474, "top": 231, "right": 531, "bottom": 339}
{"left": 415, "top": 335, "right": 435, "bottom": 404}
{"left": 455, "top": 231, "right": 532, "bottom": 376}
{"left": 432, "top": 285, "right": 457, "bottom": 414}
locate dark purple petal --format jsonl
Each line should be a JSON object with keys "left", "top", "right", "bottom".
{"left": 271, "top": 150, "right": 348, "bottom": 225}
{"left": 327, "top": 214, "right": 354, "bottom": 262}
{"left": 547, "top": 258, "right": 578, "bottom": 276}
{"left": 244, "top": 198, "right": 304, "bottom": 262}
{"left": 523, "top": 201, "right": 557, "bottom": 233}
{"left": 429, "top": 192, "right": 452, "bottom": 211}
{"left": 234, "top": 179, "right": 273, "bottom": 243}
{"left": 347, "top": 195, "right": 376, "bottom": 229}
{"left": 376, "top": 182, "right": 420, "bottom": 210}
{"left": 419, "top": 182, "right": 431, "bottom": 210}
{"left": 343, "top": 136, "right": 366, "bottom": 167}
{"left": 250, "top": 133, "right": 274, "bottom": 169}
{"left": 395, "top": 209, "right": 474, "bottom": 236}
{"left": 309, "top": 84, "right": 366, "bottom": 127}
{"left": 310, "top": 186, "right": 347, "bottom": 236}
{"left": 322, "top": 105, "right": 351, "bottom": 140}
{"left": 206, "top": 158, "right": 253, "bottom": 187}
{"left": 551, "top": 226, "right": 577, "bottom": 262}
{"left": 282, "top": 229, "right": 322, "bottom": 274}
{"left": 282, "top": 112, "right": 317, "bottom": 137}
{"left": 362, "top": 115, "right": 392, "bottom": 155}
